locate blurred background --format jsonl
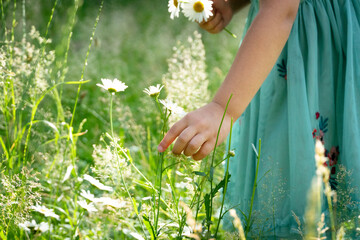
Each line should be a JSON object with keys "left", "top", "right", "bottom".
{"left": 1, "top": 0, "right": 249, "bottom": 162}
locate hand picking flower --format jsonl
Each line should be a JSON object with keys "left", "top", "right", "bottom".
{"left": 96, "top": 78, "right": 128, "bottom": 95}
{"left": 167, "top": 0, "right": 236, "bottom": 38}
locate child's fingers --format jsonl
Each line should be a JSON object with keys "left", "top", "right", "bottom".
{"left": 199, "top": 11, "right": 222, "bottom": 32}
{"left": 183, "top": 134, "right": 206, "bottom": 156}
{"left": 208, "top": 19, "right": 225, "bottom": 34}
{"left": 158, "top": 120, "right": 187, "bottom": 152}
{"left": 172, "top": 127, "right": 197, "bottom": 155}
{"left": 192, "top": 140, "right": 215, "bottom": 160}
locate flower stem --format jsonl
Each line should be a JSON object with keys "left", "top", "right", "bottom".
{"left": 214, "top": 118, "right": 233, "bottom": 238}
{"left": 154, "top": 110, "right": 170, "bottom": 236}
{"left": 208, "top": 94, "right": 233, "bottom": 232}
{"left": 110, "top": 93, "right": 114, "bottom": 137}
{"left": 245, "top": 138, "right": 262, "bottom": 237}
{"left": 224, "top": 27, "right": 237, "bottom": 38}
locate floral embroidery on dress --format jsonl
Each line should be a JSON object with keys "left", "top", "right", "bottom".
{"left": 277, "top": 59, "right": 287, "bottom": 80}
{"left": 313, "top": 112, "right": 339, "bottom": 190}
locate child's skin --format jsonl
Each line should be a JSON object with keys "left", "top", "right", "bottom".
{"left": 158, "top": 0, "right": 301, "bottom": 160}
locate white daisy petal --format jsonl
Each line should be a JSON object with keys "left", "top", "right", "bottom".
{"left": 78, "top": 200, "right": 98, "bottom": 213}
{"left": 143, "top": 84, "right": 164, "bottom": 97}
{"left": 31, "top": 205, "right": 60, "bottom": 220}
{"left": 97, "top": 78, "right": 128, "bottom": 94}
{"left": 96, "top": 197, "right": 125, "bottom": 208}
{"left": 83, "top": 174, "right": 113, "bottom": 192}
{"left": 80, "top": 189, "right": 97, "bottom": 202}
{"left": 159, "top": 99, "right": 186, "bottom": 116}
{"left": 62, "top": 164, "right": 74, "bottom": 183}
{"left": 168, "top": 0, "right": 181, "bottom": 19}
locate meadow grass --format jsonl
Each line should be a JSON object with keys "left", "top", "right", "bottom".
{"left": 1, "top": 0, "right": 359, "bottom": 239}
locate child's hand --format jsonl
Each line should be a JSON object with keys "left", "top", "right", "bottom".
{"left": 199, "top": 0, "right": 235, "bottom": 34}
{"left": 158, "top": 101, "right": 232, "bottom": 160}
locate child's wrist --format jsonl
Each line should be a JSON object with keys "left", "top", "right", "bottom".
{"left": 211, "top": 98, "right": 239, "bottom": 121}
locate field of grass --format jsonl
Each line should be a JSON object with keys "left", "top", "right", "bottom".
{"left": 1, "top": 0, "right": 359, "bottom": 239}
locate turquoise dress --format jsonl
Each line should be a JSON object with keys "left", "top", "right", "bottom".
{"left": 224, "top": 0, "right": 360, "bottom": 238}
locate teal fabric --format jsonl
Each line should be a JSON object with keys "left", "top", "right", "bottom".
{"left": 224, "top": 0, "right": 360, "bottom": 238}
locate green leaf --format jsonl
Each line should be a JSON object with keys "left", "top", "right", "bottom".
{"left": 0, "top": 227, "right": 6, "bottom": 240}
{"left": 142, "top": 214, "right": 156, "bottom": 240}
{"left": 211, "top": 174, "right": 231, "bottom": 196}
{"left": 132, "top": 197, "right": 139, "bottom": 215}
{"left": 64, "top": 80, "right": 90, "bottom": 84}
{"left": 193, "top": 171, "right": 206, "bottom": 177}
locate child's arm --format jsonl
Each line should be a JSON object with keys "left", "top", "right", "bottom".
{"left": 158, "top": 0, "right": 300, "bottom": 160}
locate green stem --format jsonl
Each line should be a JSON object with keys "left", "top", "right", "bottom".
{"left": 110, "top": 93, "right": 114, "bottom": 137}
{"left": 69, "top": 0, "right": 103, "bottom": 128}
{"left": 214, "top": 118, "right": 233, "bottom": 238}
{"left": 208, "top": 95, "right": 233, "bottom": 232}
{"left": 224, "top": 27, "right": 237, "bottom": 39}
{"left": 22, "top": 80, "right": 89, "bottom": 163}
{"left": 245, "top": 138, "right": 262, "bottom": 237}
{"left": 154, "top": 110, "right": 170, "bottom": 236}
{"left": 0, "top": 0, "right": 7, "bottom": 42}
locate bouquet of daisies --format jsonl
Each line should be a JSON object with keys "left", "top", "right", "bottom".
{"left": 168, "top": 0, "right": 237, "bottom": 37}
{"left": 168, "top": 0, "right": 213, "bottom": 22}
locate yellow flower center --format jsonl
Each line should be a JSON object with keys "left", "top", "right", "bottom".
{"left": 173, "top": 0, "right": 178, "bottom": 7}
{"left": 193, "top": 1, "right": 204, "bottom": 13}
{"left": 108, "top": 88, "right": 117, "bottom": 93}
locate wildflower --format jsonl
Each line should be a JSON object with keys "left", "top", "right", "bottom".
{"left": 91, "top": 143, "right": 130, "bottom": 184}
{"left": 31, "top": 205, "right": 60, "bottom": 220}
{"left": 168, "top": 0, "right": 181, "bottom": 19}
{"left": 36, "top": 222, "right": 51, "bottom": 232}
{"left": 182, "top": 0, "right": 213, "bottom": 23}
{"left": 78, "top": 200, "right": 98, "bottom": 213}
{"left": 83, "top": 174, "right": 113, "bottom": 192}
{"left": 162, "top": 31, "right": 209, "bottom": 123}
{"left": 96, "top": 78, "right": 128, "bottom": 95}
{"left": 229, "top": 150, "right": 236, "bottom": 157}
{"left": 143, "top": 84, "right": 164, "bottom": 97}
{"left": 159, "top": 99, "right": 186, "bottom": 116}
{"left": 97, "top": 197, "right": 125, "bottom": 208}
{"left": 80, "top": 189, "right": 97, "bottom": 202}
{"left": 18, "top": 221, "right": 32, "bottom": 232}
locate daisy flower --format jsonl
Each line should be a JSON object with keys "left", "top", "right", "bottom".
{"left": 31, "top": 205, "right": 60, "bottom": 220}
{"left": 78, "top": 200, "right": 98, "bottom": 213}
{"left": 168, "top": 0, "right": 181, "bottom": 19}
{"left": 80, "top": 189, "right": 97, "bottom": 202}
{"left": 37, "top": 222, "right": 51, "bottom": 232}
{"left": 83, "top": 174, "right": 113, "bottom": 192}
{"left": 97, "top": 197, "right": 125, "bottom": 208}
{"left": 143, "top": 84, "right": 164, "bottom": 97}
{"left": 96, "top": 78, "right": 128, "bottom": 95}
{"left": 159, "top": 99, "right": 186, "bottom": 116}
{"left": 182, "top": 0, "right": 213, "bottom": 23}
